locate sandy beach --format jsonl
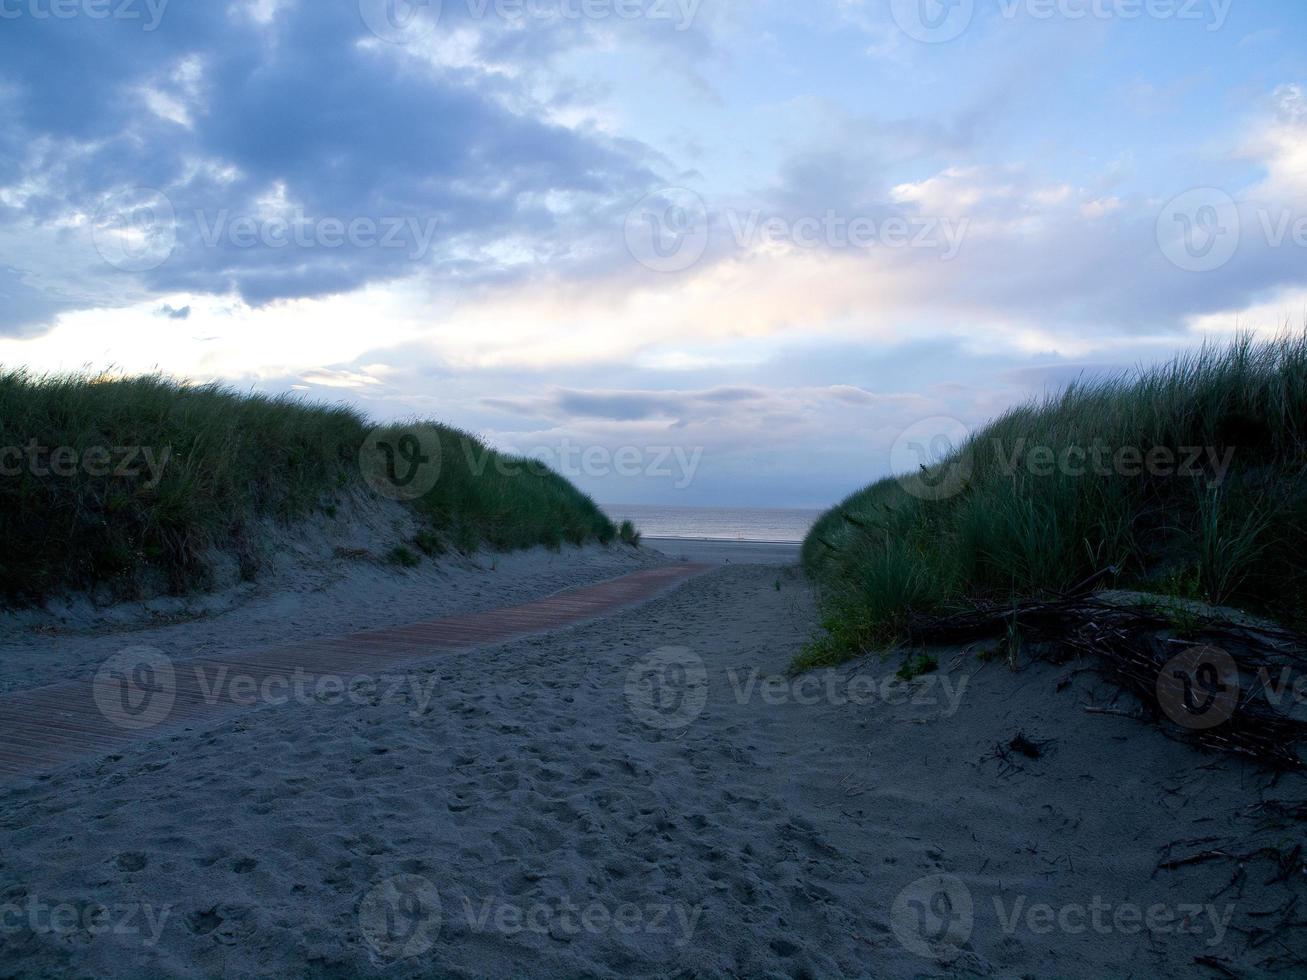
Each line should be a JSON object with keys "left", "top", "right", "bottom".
{"left": 0, "top": 546, "right": 1301, "bottom": 978}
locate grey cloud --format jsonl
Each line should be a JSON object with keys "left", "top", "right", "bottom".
{"left": 0, "top": 2, "right": 682, "bottom": 332}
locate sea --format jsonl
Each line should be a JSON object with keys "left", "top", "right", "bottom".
{"left": 601, "top": 504, "right": 823, "bottom": 544}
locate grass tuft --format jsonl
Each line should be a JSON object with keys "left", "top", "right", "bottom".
{"left": 618, "top": 520, "right": 642, "bottom": 547}
{"left": 386, "top": 546, "right": 422, "bottom": 569}
{"left": 896, "top": 652, "right": 939, "bottom": 681}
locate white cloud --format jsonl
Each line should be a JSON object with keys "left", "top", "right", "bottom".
{"left": 1247, "top": 84, "right": 1307, "bottom": 203}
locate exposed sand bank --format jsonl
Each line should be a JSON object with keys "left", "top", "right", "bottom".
{"left": 0, "top": 557, "right": 1302, "bottom": 977}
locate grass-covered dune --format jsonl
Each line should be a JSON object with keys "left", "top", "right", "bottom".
{"left": 0, "top": 369, "right": 625, "bottom": 605}
{"left": 800, "top": 334, "right": 1307, "bottom": 669}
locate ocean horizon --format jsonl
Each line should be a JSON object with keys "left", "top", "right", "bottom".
{"left": 601, "top": 504, "right": 823, "bottom": 544}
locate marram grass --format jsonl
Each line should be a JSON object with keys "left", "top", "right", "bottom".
{"left": 799, "top": 333, "right": 1307, "bottom": 670}
{"left": 0, "top": 369, "right": 618, "bottom": 605}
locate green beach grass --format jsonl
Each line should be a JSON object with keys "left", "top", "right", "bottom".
{"left": 798, "top": 334, "right": 1307, "bottom": 671}
{"left": 0, "top": 369, "right": 620, "bottom": 605}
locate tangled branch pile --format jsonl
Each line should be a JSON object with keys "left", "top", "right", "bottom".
{"left": 908, "top": 589, "right": 1307, "bottom": 771}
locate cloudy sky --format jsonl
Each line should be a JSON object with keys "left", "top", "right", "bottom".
{"left": 1, "top": 0, "right": 1305, "bottom": 507}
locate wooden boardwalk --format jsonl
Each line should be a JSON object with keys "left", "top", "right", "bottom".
{"left": 0, "top": 563, "right": 712, "bottom": 781}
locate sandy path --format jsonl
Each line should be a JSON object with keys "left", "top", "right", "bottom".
{"left": 0, "top": 564, "right": 1302, "bottom": 977}
{"left": 0, "top": 544, "right": 664, "bottom": 696}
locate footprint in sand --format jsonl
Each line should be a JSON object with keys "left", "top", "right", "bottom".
{"left": 115, "top": 852, "right": 148, "bottom": 872}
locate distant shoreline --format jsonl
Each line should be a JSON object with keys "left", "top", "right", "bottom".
{"left": 644, "top": 536, "right": 802, "bottom": 566}
{"left": 645, "top": 534, "right": 804, "bottom": 546}
{"left": 602, "top": 505, "right": 820, "bottom": 547}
